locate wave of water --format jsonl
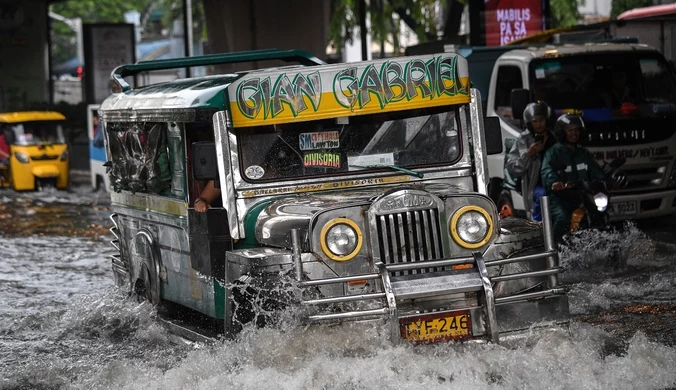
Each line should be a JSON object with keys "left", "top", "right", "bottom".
{"left": 1, "top": 190, "right": 675, "bottom": 390}
{"left": 2, "top": 289, "right": 675, "bottom": 390}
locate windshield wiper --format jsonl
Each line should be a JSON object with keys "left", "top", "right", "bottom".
{"left": 349, "top": 164, "right": 424, "bottom": 178}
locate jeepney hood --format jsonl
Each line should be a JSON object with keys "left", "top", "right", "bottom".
{"left": 255, "top": 182, "right": 470, "bottom": 248}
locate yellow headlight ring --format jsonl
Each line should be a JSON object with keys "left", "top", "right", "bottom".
{"left": 320, "top": 218, "right": 363, "bottom": 262}
{"left": 450, "top": 205, "right": 493, "bottom": 249}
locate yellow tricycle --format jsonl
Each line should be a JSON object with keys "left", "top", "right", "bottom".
{"left": 0, "top": 111, "right": 69, "bottom": 191}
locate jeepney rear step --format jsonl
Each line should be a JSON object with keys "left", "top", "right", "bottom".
{"left": 390, "top": 271, "right": 483, "bottom": 300}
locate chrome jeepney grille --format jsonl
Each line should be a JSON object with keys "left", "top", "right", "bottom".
{"left": 369, "top": 190, "right": 446, "bottom": 276}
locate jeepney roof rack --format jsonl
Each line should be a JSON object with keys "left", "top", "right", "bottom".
{"left": 111, "top": 49, "right": 326, "bottom": 93}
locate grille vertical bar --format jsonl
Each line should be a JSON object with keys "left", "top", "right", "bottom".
{"left": 376, "top": 208, "right": 444, "bottom": 276}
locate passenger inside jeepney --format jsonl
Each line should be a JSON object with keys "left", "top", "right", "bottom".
{"left": 189, "top": 123, "right": 222, "bottom": 213}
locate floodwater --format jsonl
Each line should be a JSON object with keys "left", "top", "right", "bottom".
{"left": 1, "top": 188, "right": 675, "bottom": 390}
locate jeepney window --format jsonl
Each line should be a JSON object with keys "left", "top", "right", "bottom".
{"left": 235, "top": 106, "right": 461, "bottom": 182}
{"left": 10, "top": 122, "right": 66, "bottom": 145}
{"left": 106, "top": 122, "right": 176, "bottom": 196}
{"left": 494, "top": 65, "right": 523, "bottom": 128}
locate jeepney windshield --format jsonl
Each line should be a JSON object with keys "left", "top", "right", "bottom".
{"left": 235, "top": 106, "right": 461, "bottom": 182}
{"left": 530, "top": 52, "right": 676, "bottom": 118}
{"left": 9, "top": 122, "right": 66, "bottom": 145}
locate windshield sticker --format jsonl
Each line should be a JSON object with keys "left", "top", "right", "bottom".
{"left": 303, "top": 152, "right": 341, "bottom": 168}
{"left": 347, "top": 153, "right": 395, "bottom": 170}
{"left": 244, "top": 165, "right": 265, "bottom": 179}
{"left": 299, "top": 131, "right": 340, "bottom": 150}
{"left": 241, "top": 176, "right": 411, "bottom": 198}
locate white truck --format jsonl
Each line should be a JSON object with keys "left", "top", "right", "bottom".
{"left": 457, "top": 42, "right": 676, "bottom": 221}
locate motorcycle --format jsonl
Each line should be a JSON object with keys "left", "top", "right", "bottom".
{"left": 562, "top": 158, "right": 627, "bottom": 232}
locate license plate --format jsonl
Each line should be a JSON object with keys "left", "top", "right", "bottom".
{"left": 399, "top": 310, "right": 471, "bottom": 343}
{"left": 607, "top": 201, "right": 637, "bottom": 216}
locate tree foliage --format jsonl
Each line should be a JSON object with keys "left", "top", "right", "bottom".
{"left": 328, "top": 0, "right": 589, "bottom": 54}
{"left": 549, "top": 0, "right": 582, "bottom": 28}
{"left": 610, "top": 0, "right": 653, "bottom": 19}
{"left": 328, "top": 0, "right": 445, "bottom": 55}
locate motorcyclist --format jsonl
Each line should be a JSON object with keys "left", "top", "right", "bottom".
{"left": 541, "top": 114, "right": 606, "bottom": 244}
{"left": 505, "top": 101, "right": 556, "bottom": 221}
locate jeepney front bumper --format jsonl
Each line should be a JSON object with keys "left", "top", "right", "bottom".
{"left": 225, "top": 198, "right": 569, "bottom": 344}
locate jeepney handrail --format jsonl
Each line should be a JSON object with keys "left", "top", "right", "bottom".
{"left": 111, "top": 49, "right": 326, "bottom": 92}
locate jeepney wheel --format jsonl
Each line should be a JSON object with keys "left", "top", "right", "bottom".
{"left": 498, "top": 190, "right": 514, "bottom": 219}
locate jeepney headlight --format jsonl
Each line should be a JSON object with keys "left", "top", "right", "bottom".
{"left": 450, "top": 206, "right": 493, "bottom": 249}
{"left": 320, "top": 218, "right": 363, "bottom": 261}
{"left": 15, "top": 152, "right": 30, "bottom": 164}
{"left": 60, "top": 150, "right": 69, "bottom": 161}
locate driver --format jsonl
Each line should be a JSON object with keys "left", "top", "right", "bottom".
{"left": 541, "top": 114, "right": 605, "bottom": 244}
{"left": 505, "top": 101, "right": 556, "bottom": 221}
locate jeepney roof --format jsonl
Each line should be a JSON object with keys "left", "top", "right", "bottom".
{"left": 100, "top": 53, "right": 471, "bottom": 127}
{"left": 498, "top": 42, "right": 659, "bottom": 63}
{"left": 0, "top": 111, "right": 66, "bottom": 123}
{"left": 98, "top": 73, "right": 247, "bottom": 119}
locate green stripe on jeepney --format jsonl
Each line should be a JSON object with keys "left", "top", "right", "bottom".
{"left": 110, "top": 192, "right": 187, "bottom": 217}
{"left": 236, "top": 199, "right": 279, "bottom": 249}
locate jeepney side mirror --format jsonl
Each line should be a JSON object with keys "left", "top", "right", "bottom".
{"left": 484, "top": 117, "right": 503, "bottom": 155}
{"left": 511, "top": 88, "right": 531, "bottom": 121}
{"left": 192, "top": 141, "right": 219, "bottom": 180}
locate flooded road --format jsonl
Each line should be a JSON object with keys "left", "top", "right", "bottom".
{"left": 1, "top": 188, "right": 675, "bottom": 390}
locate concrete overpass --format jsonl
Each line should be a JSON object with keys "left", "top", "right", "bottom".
{"left": 0, "top": 0, "right": 330, "bottom": 111}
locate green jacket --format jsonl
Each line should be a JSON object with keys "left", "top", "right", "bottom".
{"left": 541, "top": 143, "right": 605, "bottom": 199}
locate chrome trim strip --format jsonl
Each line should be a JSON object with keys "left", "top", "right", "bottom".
{"left": 490, "top": 268, "right": 563, "bottom": 283}
{"left": 377, "top": 262, "right": 399, "bottom": 344}
{"left": 298, "top": 273, "right": 380, "bottom": 287}
{"left": 474, "top": 252, "right": 498, "bottom": 343}
{"left": 99, "top": 108, "right": 197, "bottom": 122}
{"left": 495, "top": 288, "right": 567, "bottom": 304}
{"left": 469, "top": 88, "right": 488, "bottom": 196}
{"left": 384, "top": 257, "right": 473, "bottom": 272}
{"left": 485, "top": 251, "right": 557, "bottom": 267}
{"left": 303, "top": 292, "right": 387, "bottom": 305}
{"left": 213, "top": 111, "right": 241, "bottom": 239}
{"left": 541, "top": 196, "right": 559, "bottom": 288}
{"left": 307, "top": 308, "right": 389, "bottom": 322}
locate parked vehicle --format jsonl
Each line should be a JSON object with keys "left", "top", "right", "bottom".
{"left": 411, "top": 42, "right": 676, "bottom": 221}
{"left": 87, "top": 104, "right": 109, "bottom": 191}
{"left": 99, "top": 49, "right": 568, "bottom": 344}
{"left": 0, "top": 111, "right": 69, "bottom": 191}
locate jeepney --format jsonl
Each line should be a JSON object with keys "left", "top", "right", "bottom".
{"left": 100, "top": 49, "right": 568, "bottom": 344}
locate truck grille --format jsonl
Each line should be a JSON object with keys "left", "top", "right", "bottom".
{"left": 620, "top": 163, "right": 668, "bottom": 191}
{"left": 375, "top": 208, "right": 444, "bottom": 276}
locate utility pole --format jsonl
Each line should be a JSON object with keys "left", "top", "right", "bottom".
{"left": 49, "top": 12, "right": 83, "bottom": 66}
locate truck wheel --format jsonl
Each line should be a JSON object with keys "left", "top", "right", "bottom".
{"left": 498, "top": 190, "right": 514, "bottom": 219}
